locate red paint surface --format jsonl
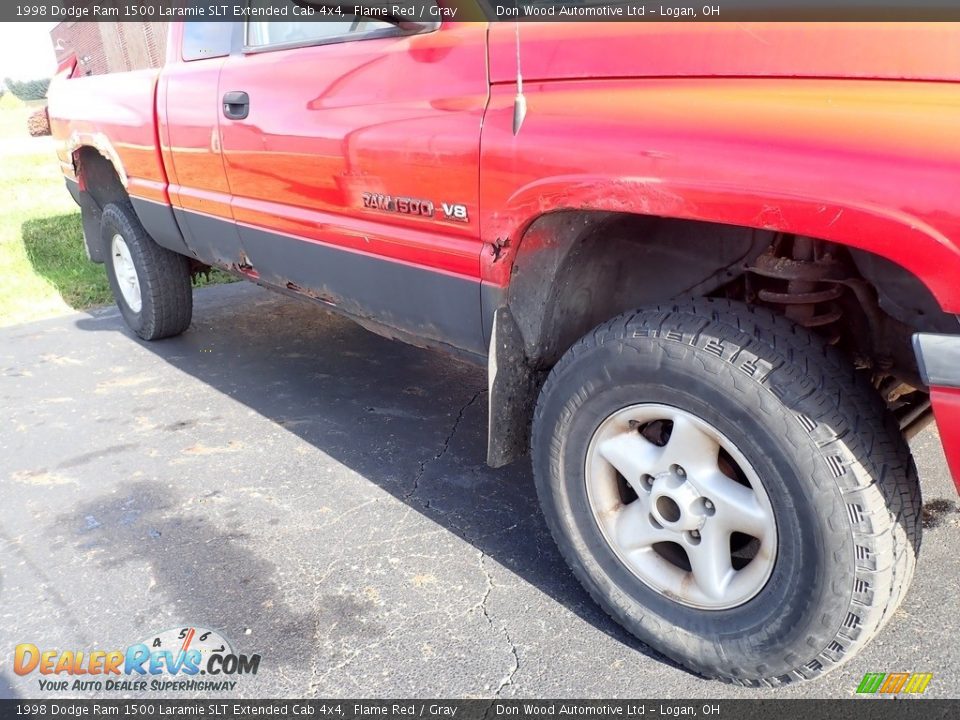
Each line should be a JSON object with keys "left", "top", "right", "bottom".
{"left": 160, "top": 54, "right": 234, "bottom": 220}
{"left": 48, "top": 21, "right": 960, "bottom": 303}
{"left": 929, "top": 388, "right": 960, "bottom": 494}
{"left": 216, "top": 22, "right": 488, "bottom": 278}
{"left": 478, "top": 76, "right": 960, "bottom": 305}
{"left": 487, "top": 22, "right": 960, "bottom": 84}
{"left": 49, "top": 67, "right": 168, "bottom": 204}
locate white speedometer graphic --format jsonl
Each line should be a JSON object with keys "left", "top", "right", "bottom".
{"left": 140, "top": 626, "right": 234, "bottom": 673}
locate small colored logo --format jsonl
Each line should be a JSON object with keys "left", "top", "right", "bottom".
{"left": 856, "top": 672, "right": 933, "bottom": 695}
{"left": 13, "top": 626, "right": 261, "bottom": 693}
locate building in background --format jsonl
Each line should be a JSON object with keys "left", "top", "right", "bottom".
{"left": 50, "top": 22, "right": 168, "bottom": 76}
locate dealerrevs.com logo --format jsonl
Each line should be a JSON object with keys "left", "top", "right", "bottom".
{"left": 14, "top": 626, "right": 261, "bottom": 693}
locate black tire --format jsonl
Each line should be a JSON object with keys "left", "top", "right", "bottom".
{"left": 531, "top": 299, "right": 920, "bottom": 685}
{"left": 101, "top": 202, "right": 192, "bottom": 341}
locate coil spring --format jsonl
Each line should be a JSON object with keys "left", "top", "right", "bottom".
{"left": 748, "top": 237, "right": 846, "bottom": 345}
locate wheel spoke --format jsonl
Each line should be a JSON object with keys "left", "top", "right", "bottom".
{"left": 613, "top": 499, "right": 669, "bottom": 551}
{"left": 111, "top": 234, "right": 143, "bottom": 313}
{"left": 660, "top": 415, "right": 720, "bottom": 474}
{"left": 697, "top": 469, "right": 770, "bottom": 539}
{"left": 597, "top": 431, "right": 662, "bottom": 487}
{"left": 585, "top": 403, "right": 777, "bottom": 610}
{"left": 687, "top": 526, "right": 735, "bottom": 601}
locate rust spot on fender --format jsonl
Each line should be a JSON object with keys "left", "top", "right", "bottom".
{"left": 490, "top": 237, "right": 511, "bottom": 262}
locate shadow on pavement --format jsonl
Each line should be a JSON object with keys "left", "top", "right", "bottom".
{"left": 71, "top": 284, "right": 682, "bottom": 673}
{"left": 63, "top": 480, "right": 321, "bottom": 671}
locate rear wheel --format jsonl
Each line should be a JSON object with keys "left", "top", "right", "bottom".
{"left": 102, "top": 202, "right": 193, "bottom": 341}
{"left": 532, "top": 299, "right": 920, "bottom": 685}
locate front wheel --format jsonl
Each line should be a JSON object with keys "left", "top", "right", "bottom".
{"left": 531, "top": 300, "right": 920, "bottom": 685}
{"left": 102, "top": 202, "right": 193, "bottom": 341}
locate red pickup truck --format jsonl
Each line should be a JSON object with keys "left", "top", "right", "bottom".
{"left": 48, "top": 13, "right": 960, "bottom": 687}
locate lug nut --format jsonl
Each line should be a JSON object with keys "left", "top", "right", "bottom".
{"left": 704, "top": 500, "right": 713, "bottom": 510}
{"left": 690, "top": 529, "right": 700, "bottom": 538}
{"left": 675, "top": 466, "right": 686, "bottom": 478}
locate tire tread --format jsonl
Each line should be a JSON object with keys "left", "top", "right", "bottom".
{"left": 532, "top": 298, "right": 920, "bottom": 686}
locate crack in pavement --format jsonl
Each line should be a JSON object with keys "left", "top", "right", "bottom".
{"left": 307, "top": 388, "right": 504, "bottom": 696}
{"left": 404, "top": 388, "right": 487, "bottom": 504}
{"left": 476, "top": 549, "right": 521, "bottom": 700}
{"left": 396, "top": 382, "right": 522, "bottom": 699}
{"left": 305, "top": 605, "right": 451, "bottom": 697}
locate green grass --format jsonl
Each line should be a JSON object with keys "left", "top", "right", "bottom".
{"left": 0, "top": 106, "right": 234, "bottom": 328}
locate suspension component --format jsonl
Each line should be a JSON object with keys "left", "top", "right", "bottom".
{"left": 748, "top": 236, "right": 847, "bottom": 344}
{"left": 744, "top": 236, "right": 930, "bottom": 426}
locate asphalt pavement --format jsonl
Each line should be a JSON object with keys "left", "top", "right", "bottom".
{"left": 1, "top": 283, "right": 958, "bottom": 699}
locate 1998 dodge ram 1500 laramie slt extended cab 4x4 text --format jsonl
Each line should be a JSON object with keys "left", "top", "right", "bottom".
{"left": 48, "top": 10, "right": 960, "bottom": 686}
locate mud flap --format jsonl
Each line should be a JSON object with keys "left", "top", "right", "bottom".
{"left": 78, "top": 189, "right": 106, "bottom": 263}
{"left": 487, "top": 307, "right": 542, "bottom": 468}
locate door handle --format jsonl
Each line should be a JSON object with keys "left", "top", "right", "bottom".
{"left": 222, "top": 91, "right": 249, "bottom": 120}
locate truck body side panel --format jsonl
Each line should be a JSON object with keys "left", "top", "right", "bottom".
{"left": 49, "top": 68, "right": 167, "bottom": 204}
{"left": 48, "top": 67, "right": 192, "bottom": 255}
{"left": 210, "top": 22, "right": 490, "bottom": 354}
{"left": 478, "top": 78, "right": 960, "bottom": 316}
{"left": 488, "top": 22, "right": 960, "bottom": 84}
{"left": 47, "top": 20, "right": 960, "bottom": 487}
{"left": 159, "top": 53, "right": 244, "bottom": 259}
{"left": 929, "top": 388, "right": 960, "bottom": 493}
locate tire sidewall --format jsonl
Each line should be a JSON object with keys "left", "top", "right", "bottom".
{"left": 534, "top": 329, "right": 855, "bottom": 676}
{"left": 102, "top": 208, "right": 147, "bottom": 335}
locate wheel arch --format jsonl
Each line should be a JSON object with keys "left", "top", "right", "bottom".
{"left": 71, "top": 145, "right": 192, "bottom": 260}
{"left": 484, "top": 177, "right": 960, "bottom": 315}
{"left": 70, "top": 145, "right": 130, "bottom": 264}
{"left": 503, "top": 212, "right": 776, "bottom": 371}
{"left": 68, "top": 132, "right": 129, "bottom": 190}
{"left": 486, "top": 203, "right": 958, "bottom": 467}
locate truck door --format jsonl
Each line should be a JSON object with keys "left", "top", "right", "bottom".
{"left": 159, "top": 21, "right": 244, "bottom": 261}
{"left": 216, "top": 12, "right": 490, "bottom": 355}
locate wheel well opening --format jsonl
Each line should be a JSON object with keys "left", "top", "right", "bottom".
{"left": 507, "top": 211, "right": 953, "bottom": 380}
{"left": 487, "top": 210, "right": 954, "bottom": 466}
{"left": 72, "top": 147, "right": 134, "bottom": 265}
{"left": 506, "top": 211, "right": 775, "bottom": 370}
{"left": 74, "top": 146, "right": 128, "bottom": 209}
